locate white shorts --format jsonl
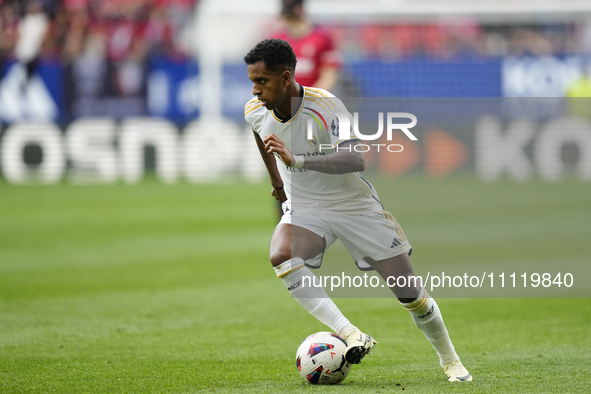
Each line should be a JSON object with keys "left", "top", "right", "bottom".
{"left": 279, "top": 203, "right": 412, "bottom": 271}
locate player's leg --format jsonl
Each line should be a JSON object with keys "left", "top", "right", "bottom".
{"left": 275, "top": 226, "right": 378, "bottom": 365}
{"left": 364, "top": 252, "right": 420, "bottom": 302}
{"left": 284, "top": 210, "right": 381, "bottom": 364}
{"left": 367, "top": 253, "right": 472, "bottom": 382}
{"left": 270, "top": 223, "right": 358, "bottom": 342}
{"left": 331, "top": 209, "right": 470, "bottom": 381}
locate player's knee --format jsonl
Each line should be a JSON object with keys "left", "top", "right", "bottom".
{"left": 269, "top": 249, "right": 291, "bottom": 267}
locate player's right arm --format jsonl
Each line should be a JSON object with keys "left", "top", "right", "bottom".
{"left": 263, "top": 133, "right": 364, "bottom": 175}
{"left": 253, "top": 131, "right": 287, "bottom": 202}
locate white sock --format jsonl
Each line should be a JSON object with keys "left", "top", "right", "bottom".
{"left": 401, "top": 287, "right": 460, "bottom": 366}
{"left": 274, "top": 258, "right": 356, "bottom": 336}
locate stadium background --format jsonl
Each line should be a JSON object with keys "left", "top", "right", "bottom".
{"left": 1, "top": 0, "right": 590, "bottom": 392}
{"left": 2, "top": 0, "right": 591, "bottom": 182}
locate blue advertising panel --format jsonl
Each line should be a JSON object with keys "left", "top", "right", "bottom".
{"left": 1, "top": 55, "right": 588, "bottom": 125}
{"left": 346, "top": 57, "right": 503, "bottom": 97}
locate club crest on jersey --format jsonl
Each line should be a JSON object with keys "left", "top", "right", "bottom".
{"left": 330, "top": 117, "right": 339, "bottom": 137}
{"left": 307, "top": 134, "right": 318, "bottom": 146}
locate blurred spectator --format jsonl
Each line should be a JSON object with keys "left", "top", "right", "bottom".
{"left": 60, "top": 4, "right": 91, "bottom": 62}
{"left": 0, "top": 1, "right": 19, "bottom": 63}
{"left": 444, "top": 17, "right": 482, "bottom": 57}
{"left": 2, "top": 0, "right": 587, "bottom": 70}
{"left": 10, "top": 0, "right": 196, "bottom": 64}
{"left": 508, "top": 27, "right": 554, "bottom": 56}
{"left": 145, "top": 1, "right": 181, "bottom": 59}
{"left": 96, "top": 0, "right": 149, "bottom": 96}
{"left": 15, "top": 0, "right": 50, "bottom": 76}
{"left": 578, "top": 21, "right": 591, "bottom": 55}
{"left": 0, "top": 0, "right": 198, "bottom": 122}
{"left": 0, "top": 0, "right": 57, "bottom": 123}
{"left": 274, "top": 0, "right": 341, "bottom": 91}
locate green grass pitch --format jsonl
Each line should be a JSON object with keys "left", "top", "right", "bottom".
{"left": 0, "top": 177, "right": 590, "bottom": 393}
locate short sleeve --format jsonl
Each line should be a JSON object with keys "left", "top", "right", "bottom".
{"left": 326, "top": 110, "right": 357, "bottom": 147}
{"left": 244, "top": 98, "right": 264, "bottom": 133}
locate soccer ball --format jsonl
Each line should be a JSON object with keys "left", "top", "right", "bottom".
{"left": 295, "top": 331, "right": 352, "bottom": 385}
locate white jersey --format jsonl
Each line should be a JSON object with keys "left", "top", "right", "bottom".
{"left": 245, "top": 86, "right": 383, "bottom": 213}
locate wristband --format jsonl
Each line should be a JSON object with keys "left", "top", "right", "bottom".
{"left": 293, "top": 155, "right": 305, "bottom": 169}
{"left": 273, "top": 185, "right": 284, "bottom": 190}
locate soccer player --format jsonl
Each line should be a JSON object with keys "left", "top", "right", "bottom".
{"left": 269, "top": 0, "right": 343, "bottom": 220}
{"left": 243, "top": 38, "right": 472, "bottom": 382}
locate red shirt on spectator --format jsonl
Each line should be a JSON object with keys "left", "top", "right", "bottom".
{"left": 275, "top": 26, "right": 341, "bottom": 87}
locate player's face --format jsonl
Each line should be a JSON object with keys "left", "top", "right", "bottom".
{"left": 247, "top": 61, "right": 289, "bottom": 110}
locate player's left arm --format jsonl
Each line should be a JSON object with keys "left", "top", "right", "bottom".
{"left": 263, "top": 134, "right": 364, "bottom": 174}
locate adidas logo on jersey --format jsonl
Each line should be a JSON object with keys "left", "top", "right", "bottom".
{"left": 390, "top": 238, "right": 402, "bottom": 248}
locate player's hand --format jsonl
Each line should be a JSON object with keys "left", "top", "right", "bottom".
{"left": 263, "top": 134, "right": 295, "bottom": 167}
{"left": 271, "top": 187, "right": 287, "bottom": 202}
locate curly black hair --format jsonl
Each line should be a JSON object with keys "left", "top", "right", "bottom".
{"left": 244, "top": 39, "right": 297, "bottom": 74}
